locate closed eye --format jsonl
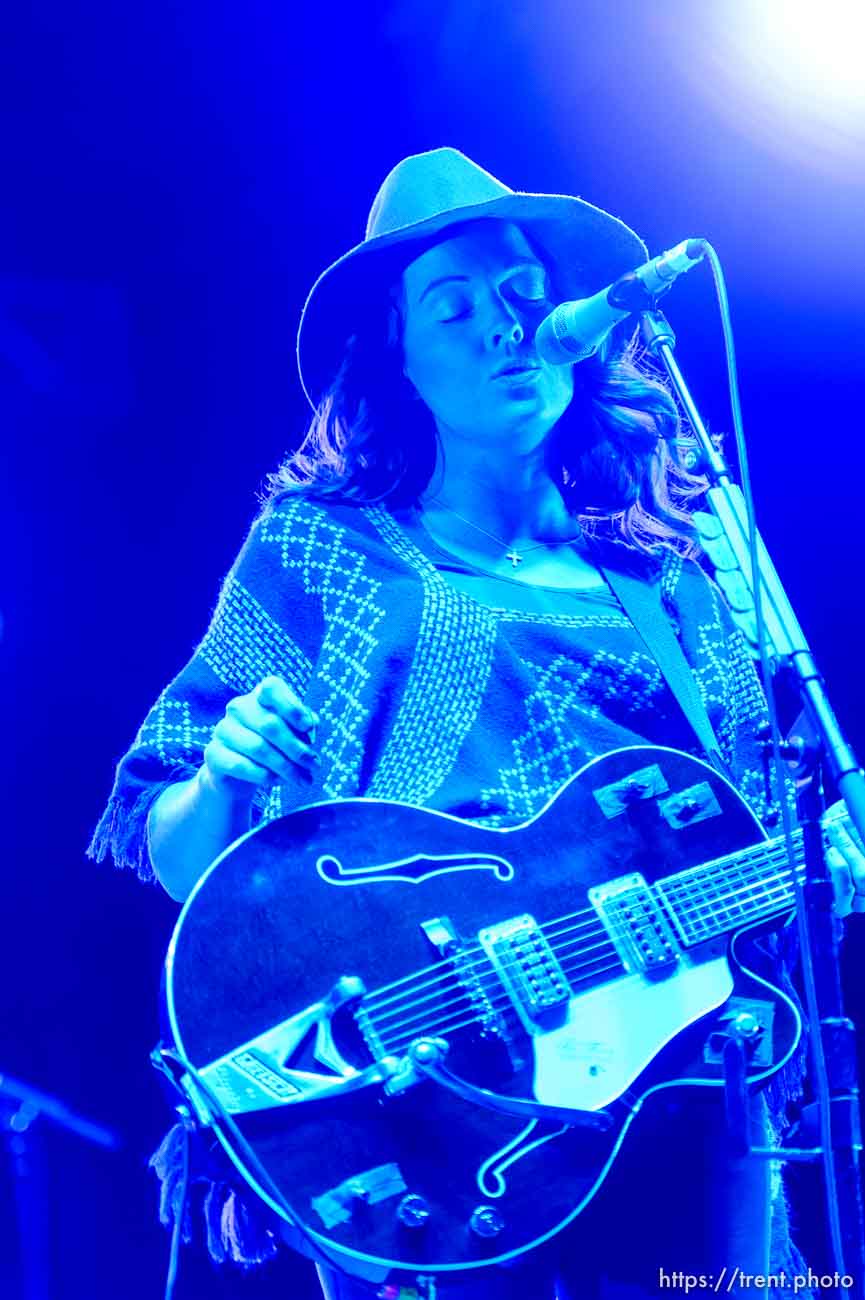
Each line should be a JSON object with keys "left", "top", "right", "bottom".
{"left": 439, "top": 308, "right": 473, "bottom": 323}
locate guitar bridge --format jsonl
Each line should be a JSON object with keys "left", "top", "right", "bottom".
{"left": 588, "top": 874, "right": 680, "bottom": 974}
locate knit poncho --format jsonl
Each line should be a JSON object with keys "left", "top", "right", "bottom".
{"left": 90, "top": 494, "right": 777, "bottom": 877}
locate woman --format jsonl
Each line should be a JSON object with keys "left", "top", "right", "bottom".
{"left": 90, "top": 148, "right": 861, "bottom": 1299}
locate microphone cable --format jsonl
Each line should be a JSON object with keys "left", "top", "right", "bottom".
{"left": 697, "top": 242, "right": 848, "bottom": 1292}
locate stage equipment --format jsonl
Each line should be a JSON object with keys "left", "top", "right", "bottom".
{"left": 0, "top": 1071, "right": 120, "bottom": 1300}
{"left": 534, "top": 238, "right": 705, "bottom": 364}
{"left": 630, "top": 248, "right": 865, "bottom": 1300}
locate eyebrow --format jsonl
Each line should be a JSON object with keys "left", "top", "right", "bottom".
{"left": 417, "top": 262, "right": 546, "bottom": 305}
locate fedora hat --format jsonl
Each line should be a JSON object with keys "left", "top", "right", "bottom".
{"left": 296, "top": 147, "right": 648, "bottom": 409}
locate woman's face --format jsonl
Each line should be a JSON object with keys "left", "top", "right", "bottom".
{"left": 399, "top": 221, "right": 574, "bottom": 454}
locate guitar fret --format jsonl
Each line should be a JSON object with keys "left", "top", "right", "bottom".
{"left": 659, "top": 835, "right": 802, "bottom": 945}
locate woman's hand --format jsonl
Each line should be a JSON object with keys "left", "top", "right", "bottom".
{"left": 824, "top": 802, "right": 865, "bottom": 916}
{"left": 200, "top": 675, "right": 320, "bottom": 797}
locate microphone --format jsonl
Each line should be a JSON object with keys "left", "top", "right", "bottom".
{"left": 535, "top": 239, "right": 706, "bottom": 365}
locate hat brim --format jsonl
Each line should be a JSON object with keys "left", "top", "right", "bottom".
{"left": 296, "top": 190, "right": 649, "bottom": 410}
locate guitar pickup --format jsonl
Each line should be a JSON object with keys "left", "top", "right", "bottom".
{"left": 588, "top": 874, "right": 680, "bottom": 974}
{"left": 478, "top": 915, "right": 571, "bottom": 1034}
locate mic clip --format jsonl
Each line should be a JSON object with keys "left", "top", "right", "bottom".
{"left": 607, "top": 273, "right": 670, "bottom": 314}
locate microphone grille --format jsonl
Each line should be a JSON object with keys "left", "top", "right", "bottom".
{"left": 535, "top": 304, "right": 597, "bottom": 365}
{"left": 550, "top": 304, "right": 597, "bottom": 361}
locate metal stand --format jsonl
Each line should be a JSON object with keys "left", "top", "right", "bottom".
{"left": 638, "top": 308, "right": 865, "bottom": 1296}
{"left": 0, "top": 1071, "right": 120, "bottom": 1300}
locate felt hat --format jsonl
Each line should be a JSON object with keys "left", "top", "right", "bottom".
{"left": 296, "top": 146, "right": 648, "bottom": 409}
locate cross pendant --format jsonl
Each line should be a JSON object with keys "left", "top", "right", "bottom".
{"left": 506, "top": 549, "right": 523, "bottom": 567}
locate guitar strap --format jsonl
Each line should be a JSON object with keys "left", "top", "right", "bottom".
{"left": 596, "top": 559, "right": 730, "bottom": 778}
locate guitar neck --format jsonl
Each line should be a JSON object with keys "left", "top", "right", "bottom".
{"left": 656, "top": 822, "right": 808, "bottom": 946}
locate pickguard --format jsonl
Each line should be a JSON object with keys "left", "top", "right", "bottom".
{"left": 316, "top": 851, "right": 515, "bottom": 887}
{"left": 531, "top": 957, "right": 734, "bottom": 1109}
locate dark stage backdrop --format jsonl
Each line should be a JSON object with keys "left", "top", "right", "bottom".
{"left": 1, "top": 3, "right": 863, "bottom": 1296}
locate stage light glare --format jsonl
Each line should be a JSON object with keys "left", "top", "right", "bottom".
{"left": 748, "top": 1, "right": 865, "bottom": 106}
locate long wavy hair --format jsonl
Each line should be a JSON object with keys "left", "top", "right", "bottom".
{"left": 268, "top": 233, "right": 706, "bottom": 555}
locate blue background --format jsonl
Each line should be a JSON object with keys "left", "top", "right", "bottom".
{"left": 2, "top": 3, "right": 863, "bottom": 1296}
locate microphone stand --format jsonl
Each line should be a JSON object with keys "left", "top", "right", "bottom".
{"left": 637, "top": 307, "right": 865, "bottom": 1296}
{"left": 0, "top": 1071, "right": 120, "bottom": 1300}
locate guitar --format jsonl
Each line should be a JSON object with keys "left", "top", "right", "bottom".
{"left": 163, "top": 744, "right": 827, "bottom": 1281}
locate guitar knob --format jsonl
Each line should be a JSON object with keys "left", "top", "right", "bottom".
{"left": 732, "top": 1011, "right": 762, "bottom": 1041}
{"left": 469, "top": 1205, "right": 505, "bottom": 1238}
{"left": 395, "top": 1194, "right": 431, "bottom": 1229}
{"left": 346, "top": 1180, "right": 370, "bottom": 1205}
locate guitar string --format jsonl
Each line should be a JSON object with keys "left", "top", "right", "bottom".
{"left": 360, "top": 838, "right": 802, "bottom": 1013}
{"left": 356, "top": 831, "right": 805, "bottom": 1044}
{"left": 372, "top": 945, "right": 624, "bottom": 1042}
{"left": 652, "top": 836, "right": 802, "bottom": 915}
{"left": 363, "top": 868, "right": 797, "bottom": 1050}
{"left": 363, "top": 856, "right": 797, "bottom": 1021}
{"left": 376, "top": 957, "right": 625, "bottom": 1055}
{"left": 369, "top": 865, "right": 795, "bottom": 1047}
{"left": 663, "top": 842, "right": 802, "bottom": 896}
{"left": 348, "top": 815, "right": 812, "bottom": 1057}
{"left": 359, "top": 865, "right": 797, "bottom": 1044}
{"left": 662, "top": 864, "right": 797, "bottom": 926}
{"left": 380, "top": 956, "right": 626, "bottom": 1055}
{"left": 364, "top": 868, "right": 796, "bottom": 1050}
{"left": 366, "top": 871, "right": 797, "bottom": 1046}
{"left": 366, "top": 932, "right": 618, "bottom": 1026}
{"left": 361, "top": 872, "right": 797, "bottom": 1045}
{"left": 361, "top": 912, "right": 609, "bottom": 1012}
{"left": 360, "top": 811, "right": 814, "bottom": 1012}
{"left": 356, "top": 832, "right": 796, "bottom": 1013}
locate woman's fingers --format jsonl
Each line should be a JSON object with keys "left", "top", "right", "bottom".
{"left": 203, "top": 676, "right": 320, "bottom": 790}
{"left": 254, "top": 675, "right": 318, "bottom": 737}
{"left": 202, "top": 736, "right": 276, "bottom": 788}
{"left": 824, "top": 807, "right": 865, "bottom": 916}
{"left": 215, "top": 712, "right": 319, "bottom": 779}
{"left": 826, "top": 844, "right": 855, "bottom": 918}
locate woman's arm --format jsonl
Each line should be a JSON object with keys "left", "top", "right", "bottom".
{"left": 147, "top": 769, "right": 255, "bottom": 902}
{"left": 147, "top": 674, "right": 319, "bottom": 901}
{"left": 88, "top": 499, "right": 327, "bottom": 887}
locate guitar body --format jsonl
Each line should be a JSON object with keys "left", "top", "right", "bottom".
{"left": 165, "top": 745, "right": 801, "bottom": 1279}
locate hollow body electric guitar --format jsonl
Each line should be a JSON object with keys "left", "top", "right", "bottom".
{"left": 165, "top": 745, "right": 823, "bottom": 1281}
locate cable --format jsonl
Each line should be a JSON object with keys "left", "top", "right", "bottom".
{"left": 164, "top": 1119, "right": 190, "bottom": 1300}
{"left": 698, "top": 243, "right": 848, "bottom": 1289}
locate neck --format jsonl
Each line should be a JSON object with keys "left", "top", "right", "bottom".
{"left": 422, "top": 427, "right": 574, "bottom": 543}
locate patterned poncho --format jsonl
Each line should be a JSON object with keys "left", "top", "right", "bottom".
{"left": 88, "top": 493, "right": 806, "bottom": 1290}
{"left": 90, "top": 493, "right": 776, "bottom": 876}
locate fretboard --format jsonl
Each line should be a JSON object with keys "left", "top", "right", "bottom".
{"left": 656, "top": 827, "right": 806, "bottom": 946}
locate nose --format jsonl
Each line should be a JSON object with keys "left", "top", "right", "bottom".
{"left": 485, "top": 291, "right": 525, "bottom": 349}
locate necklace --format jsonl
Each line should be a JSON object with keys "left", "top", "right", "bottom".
{"left": 428, "top": 500, "right": 580, "bottom": 568}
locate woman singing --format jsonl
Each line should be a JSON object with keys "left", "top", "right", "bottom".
{"left": 90, "top": 147, "right": 863, "bottom": 1300}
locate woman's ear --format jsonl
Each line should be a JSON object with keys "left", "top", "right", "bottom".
{"left": 388, "top": 282, "right": 421, "bottom": 399}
